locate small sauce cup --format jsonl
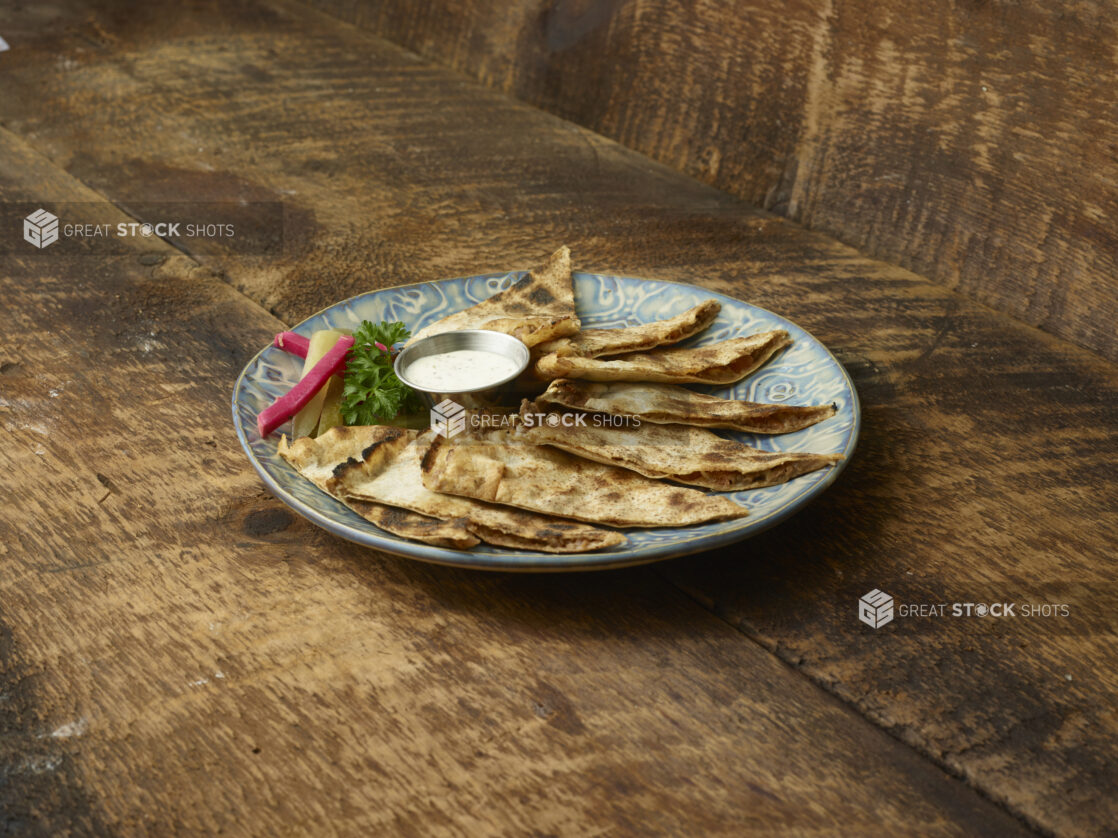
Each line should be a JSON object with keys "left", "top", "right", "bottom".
{"left": 394, "top": 329, "right": 531, "bottom": 409}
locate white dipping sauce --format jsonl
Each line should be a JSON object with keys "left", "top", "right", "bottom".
{"left": 405, "top": 349, "right": 521, "bottom": 391}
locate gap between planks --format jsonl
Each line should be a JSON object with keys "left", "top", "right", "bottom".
{"left": 664, "top": 578, "right": 1049, "bottom": 837}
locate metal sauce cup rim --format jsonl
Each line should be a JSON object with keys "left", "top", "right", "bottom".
{"left": 394, "top": 330, "right": 531, "bottom": 394}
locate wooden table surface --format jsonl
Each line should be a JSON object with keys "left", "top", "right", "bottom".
{"left": 0, "top": 2, "right": 1114, "bottom": 835}
{"left": 309, "top": 0, "right": 1118, "bottom": 364}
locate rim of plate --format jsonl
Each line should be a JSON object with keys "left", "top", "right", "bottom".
{"left": 232, "top": 273, "right": 861, "bottom": 571}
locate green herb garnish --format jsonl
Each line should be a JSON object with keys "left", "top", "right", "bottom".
{"left": 340, "top": 320, "right": 424, "bottom": 425}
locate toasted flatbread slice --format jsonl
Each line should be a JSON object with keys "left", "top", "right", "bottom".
{"left": 279, "top": 425, "right": 415, "bottom": 493}
{"left": 410, "top": 246, "right": 580, "bottom": 347}
{"left": 347, "top": 499, "right": 480, "bottom": 549}
{"left": 535, "top": 330, "right": 791, "bottom": 384}
{"left": 516, "top": 405, "right": 842, "bottom": 491}
{"left": 535, "top": 300, "right": 721, "bottom": 358}
{"left": 329, "top": 431, "right": 624, "bottom": 553}
{"left": 278, "top": 426, "right": 479, "bottom": 549}
{"left": 537, "top": 379, "right": 836, "bottom": 434}
{"left": 421, "top": 430, "right": 748, "bottom": 527}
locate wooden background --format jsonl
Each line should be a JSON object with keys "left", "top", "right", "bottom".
{"left": 306, "top": 0, "right": 1118, "bottom": 363}
{"left": 0, "top": 0, "right": 1115, "bottom": 835}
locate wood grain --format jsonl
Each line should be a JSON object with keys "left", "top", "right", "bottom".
{"left": 0, "top": 0, "right": 1115, "bottom": 833}
{"left": 0, "top": 128, "right": 1033, "bottom": 836}
{"left": 302, "top": 0, "right": 1118, "bottom": 363}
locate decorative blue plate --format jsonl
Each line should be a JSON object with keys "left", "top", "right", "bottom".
{"left": 232, "top": 272, "right": 860, "bottom": 571}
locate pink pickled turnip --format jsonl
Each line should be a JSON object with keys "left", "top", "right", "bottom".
{"left": 273, "top": 331, "right": 310, "bottom": 358}
{"left": 257, "top": 335, "right": 355, "bottom": 437}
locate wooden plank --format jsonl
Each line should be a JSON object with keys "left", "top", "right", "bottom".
{"left": 0, "top": 1, "right": 1114, "bottom": 832}
{"left": 0, "top": 129, "right": 1034, "bottom": 837}
{"left": 300, "top": 0, "right": 1118, "bottom": 363}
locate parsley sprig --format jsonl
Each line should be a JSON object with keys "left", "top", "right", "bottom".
{"left": 340, "top": 320, "right": 424, "bottom": 425}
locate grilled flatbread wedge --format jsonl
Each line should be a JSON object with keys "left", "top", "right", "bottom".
{"left": 535, "top": 330, "right": 791, "bottom": 384}
{"left": 326, "top": 430, "right": 624, "bottom": 553}
{"left": 537, "top": 379, "right": 836, "bottom": 434}
{"left": 278, "top": 426, "right": 479, "bottom": 549}
{"left": 421, "top": 429, "right": 748, "bottom": 527}
{"left": 516, "top": 406, "right": 842, "bottom": 491}
{"left": 535, "top": 300, "right": 721, "bottom": 358}
{"left": 346, "top": 499, "right": 481, "bottom": 550}
{"left": 411, "top": 246, "right": 580, "bottom": 347}
{"left": 278, "top": 424, "right": 413, "bottom": 494}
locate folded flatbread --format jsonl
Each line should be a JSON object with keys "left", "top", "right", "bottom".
{"left": 318, "top": 429, "right": 625, "bottom": 553}
{"left": 515, "top": 406, "right": 842, "bottom": 491}
{"left": 535, "top": 330, "right": 791, "bottom": 384}
{"left": 535, "top": 300, "right": 721, "bottom": 358}
{"left": 278, "top": 425, "right": 479, "bottom": 549}
{"left": 411, "top": 246, "right": 580, "bottom": 347}
{"left": 536, "top": 379, "right": 836, "bottom": 434}
{"left": 421, "top": 429, "right": 748, "bottom": 527}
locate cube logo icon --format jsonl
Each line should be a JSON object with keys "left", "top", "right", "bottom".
{"left": 24, "top": 209, "right": 59, "bottom": 249}
{"left": 859, "top": 589, "right": 894, "bottom": 629}
{"left": 430, "top": 398, "right": 466, "bottom": 438}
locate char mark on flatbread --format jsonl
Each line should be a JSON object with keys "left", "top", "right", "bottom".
{"left": 346, "top": 499, "right": 480, "bottom": 549}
